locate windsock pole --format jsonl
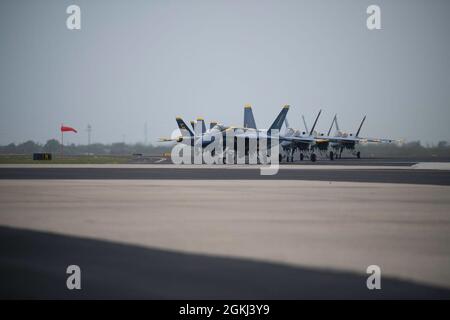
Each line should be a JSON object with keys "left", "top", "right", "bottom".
{"left": 61, "top": 124, "right": 64, "bottom": 157}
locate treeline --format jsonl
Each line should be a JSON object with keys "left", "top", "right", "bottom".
{"left": 358, "top": 141, "right": 450, "bottom": 157}
{"left": 0, "top": 139, "right": 449, "bottom": 157}
{"left": 0, "top": 139, "right": 171, "bottom": 155}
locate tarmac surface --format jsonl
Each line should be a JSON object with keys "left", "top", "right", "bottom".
{"left": 1, "top": 158, "right": 449, "bottom": 299}
{"left": 1, "top": 162, "right": 449, "bottom": 185}
{"left": 1, "top": 179, "right": 450, "bottom": 299}
{"left": 129, "top": 156, "right": 450, "bottom": 166}
{"left": 1, "top": 225, "right": 449, "bottom": 299}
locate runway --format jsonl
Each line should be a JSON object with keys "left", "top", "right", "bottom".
{"left": 2, "top": 225, "right": 449, "bottom": 299}
{"left": 0, "top": 163, "right": 449, "bottom": 185}
{"left": 131, "top": 156, "right": 450, "bottom": 166}
{"left": 1, "top": 159, "right": 449, "bottom": 299}
{"left": 1, "top": 179, "right": 450, "bottom": 299}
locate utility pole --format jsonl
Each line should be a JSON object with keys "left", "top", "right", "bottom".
{"left": 86, "top": 124, "right": 92, "bottom": 154}
{"left": 61, "top": 124, "right": 64, "bottom": 157}
{"left": 86, "top": 124, "right": 92, "bottom": 146}
{"left": 144, "top": 122, "right": 148, "bottom": 145}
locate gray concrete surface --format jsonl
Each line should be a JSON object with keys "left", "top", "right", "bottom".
{"left": 128, "top": 156, "right": 450, "bottom": 166}
{"left": 1, "top": 179, "right": 449, "bottom": 298}
{"left": 1, "top": 165, "right": 450, "bottom": 185}
{"left": 1, "top": 226, "right": 449, "bottom": 299}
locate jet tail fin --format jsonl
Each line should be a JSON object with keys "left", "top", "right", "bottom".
{"left": 268, "top": 105, "right": 290, "bottom": 133}
{"left": 195, "top": 117, "right": 206, "bottom": 135}
{"left": 327, "top": 114, "right": 337, "bottom": 136}
{"left": 190, "top": 120, "right": 196, "bottom": 131}
{"left": 309, "top": 110, "right": 322, "bottom": 136}
{"left": 356, "top": 115, "right": 366, "bottom": 137}
{"left": 176, "top": 117, "right": 194, "bottom": 137}
{"left": 302, "top": 115, "right": 309, "bottom": 133}
{"left": 334, "top": 115, "right": 341, "bottom": 132}
{"left": 244, "top": 104, "right": 257, "bottom": 129}
{"left": 209, "top": 121, "right": 218, "bottom": 130}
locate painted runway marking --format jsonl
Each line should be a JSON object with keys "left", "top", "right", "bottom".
{"left": 412, "top": 162, "right": 450, "bottom": 170}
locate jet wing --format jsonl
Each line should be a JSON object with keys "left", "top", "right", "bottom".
{"left": 319, "top": 136, "right": 359, "bottom": 143}
{"left": 158, "top": 136, "right": 182, "bottom": 143}
{"left": 280, "top": 136, "right": 316, "bottom": 144}
{"left": 360, "top": 137, "right": 395, "bottom": 143}
{"left": 233, "top": 132, "right": 258, "bottom": 139}
{"left": 323, "top": 136, "right": 396, "bottom": 144}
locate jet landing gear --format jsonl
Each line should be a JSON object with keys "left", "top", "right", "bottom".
{"left": 288, "top": 150, "right": 295, "bottom": 162}
{"left": 299, "top": 153, "right": 304, "bottom": 161}
{"left": 281, "top": 150, "right": 295, "bottom": 163}
{"left": 329, "top": 151, "right": 334, "bottom": 161}
{"left": 356, "top": 151, "right": 361, "bottom": 159}
{"left": 310, "top": 153, "right": 317, "bottom": 162}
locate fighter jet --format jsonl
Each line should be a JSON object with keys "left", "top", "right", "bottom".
{"left": 242, "top": 106, "right": 328, "bottom": 162}
{"left": 159, "top": 116, "right": 228, "bottom": 148}
{"left": 300, "top": 113, "right": 337, "bottom": 160}
{"left": 322, "top": 114, "right": 396, "bottom": 159}
{"left": 218, "top": 105, "right": 290, "bottom": 163}
{"left": 279, "top": 110, "right": 330, "bottom": 162}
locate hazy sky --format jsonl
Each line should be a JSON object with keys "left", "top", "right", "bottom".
{"left": 1, "top": 0, "right": 449, "bottom": 145}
